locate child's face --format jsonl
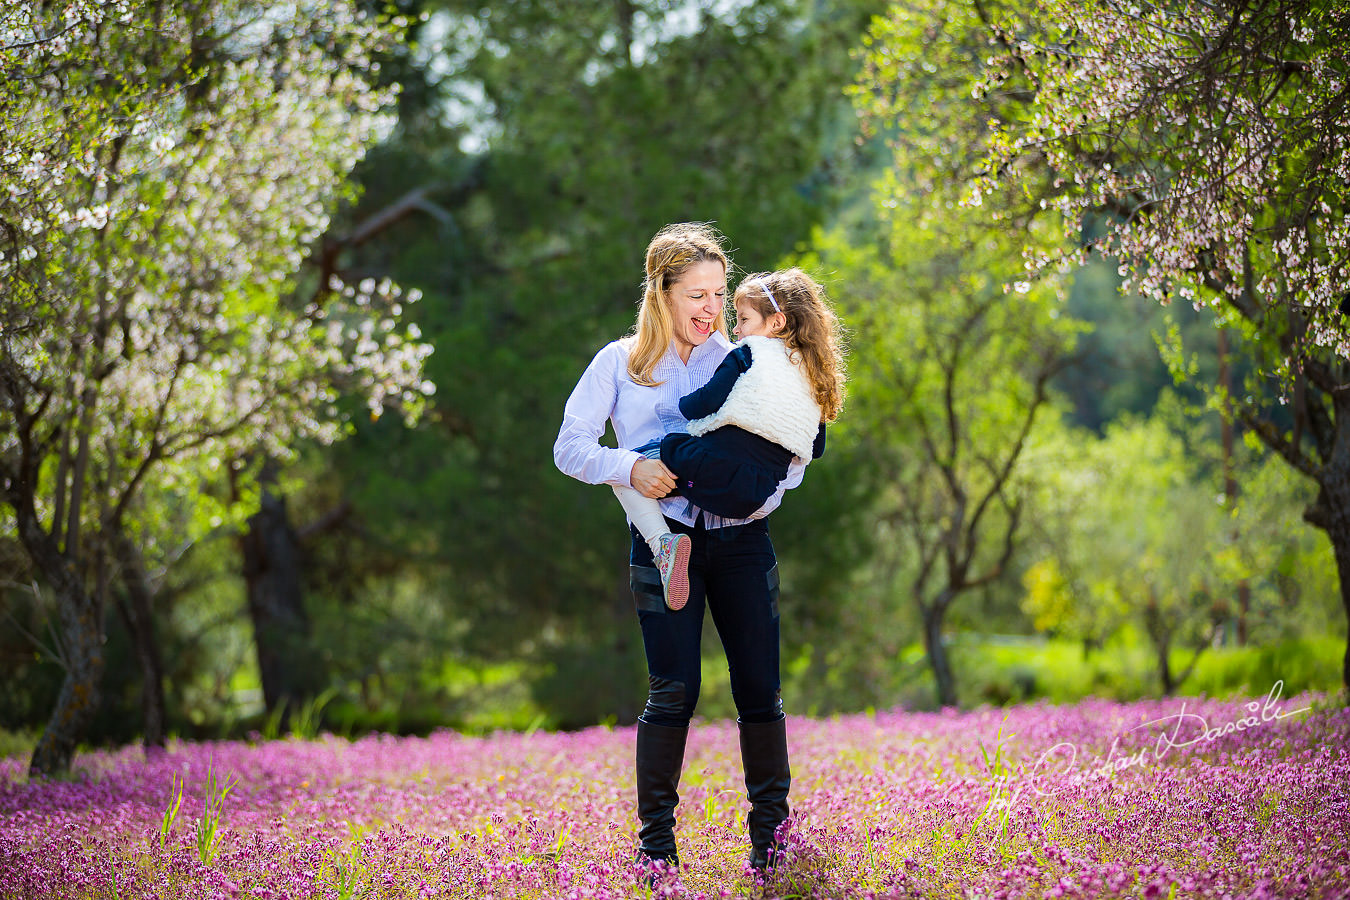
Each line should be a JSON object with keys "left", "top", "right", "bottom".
{"left": 733, "top": 298, "right": 783, "bottom": 339}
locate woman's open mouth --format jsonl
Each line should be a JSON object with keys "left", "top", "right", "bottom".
{"left": 692, "top": 316, "right": 713, "bottom": 336}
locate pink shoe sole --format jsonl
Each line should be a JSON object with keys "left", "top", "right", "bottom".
{"left": 665, "top": 535, "right": 692, "bottom": 610}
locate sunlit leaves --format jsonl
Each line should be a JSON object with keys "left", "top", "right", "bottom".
{"left": 0, "top": 1, "right": 432, "bottom": 544}
{"left": 856, "top": 0, "right": 1350, "bottom": 361}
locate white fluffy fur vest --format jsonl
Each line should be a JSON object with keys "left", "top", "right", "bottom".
{"left": 686, "top": 335, "right": 821, "bottom": 460}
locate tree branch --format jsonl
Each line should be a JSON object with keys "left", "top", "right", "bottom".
{"left": 1239, "top": 408, "right": 1318, "bottom": 479}
{"left": 0, "top": 23, "right": 79, "bottom": 54}
{"left": 107, "top": 347, "right": 189, "bottom": 530}
{"left": 966, "top": 363, "right": 1053, "bottom": 554}
{"left": 308, "top": 178, "right": 473, "bottom": 307}
{"left": 962, "top": 495, "right": 1022, "bottom": 591}
{"left": 296, "top": 499, "right": 353, "bottom": 543}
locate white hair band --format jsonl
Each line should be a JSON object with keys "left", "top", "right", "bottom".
{"left": 756, "top": 279, "right": 781, "bottom": 313}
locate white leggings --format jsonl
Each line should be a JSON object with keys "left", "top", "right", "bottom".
{"left": 613, "top": 484, "right": 671, "bottom": 553}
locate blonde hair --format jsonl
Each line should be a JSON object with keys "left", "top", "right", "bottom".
{"left": 627, "top": 223, "right": 730, "bottom": 385}
{"left": 734, "top": 268, "right": 846, "bottom": 421}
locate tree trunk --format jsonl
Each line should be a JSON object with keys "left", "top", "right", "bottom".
{"left": 1334, "top": 539, "right": 1350, "bottom": 695}
{"left": 1298, "top": 491, "right": 1350, "bottom": 693}
{"left": 921, "top": 598, "right": 957, "bottom": 708}
{"left": 615, "top": 0, "right": 635, "bottom": 67}
{"left": 1320, "top": 505, "right": 1350, "bottom": 694}
{"left": 9, "top": 479, "right": 105, "bottom": 777}
{"left": 240, "top": 486, "right": 321, "bottom": 718}
{"left": 1151, "top": 610, "right": 1175, "bottom": 695}
{"left": 1304, "top": 386, "right": 1350, "bottom": 696}
{"left": 1157, "top": 644, "right": 1175, "bottom": 696}
{"left": 1216, "top": 329, "right": 1252, "bottom": 645}
{"left": 1142, "top": 589, "right": 1176, "bottom": 696}
{"left": 28, "top": 582, "right": 104, "bottom": 777}
{"left": 112, "top": 534, "right": 166, "bottom": 750}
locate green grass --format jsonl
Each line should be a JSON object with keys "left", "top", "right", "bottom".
{"left": 0, "top": 728, "right": 37, "bottom": 760}
{"left": 948, "top": 632, "right": 1345, "bottom": 706}
{"left": 4, "top": 636, "right": 1341, "bottom": 756}
{"left": 1186, "top": 636, "right": 1345, "bottom": 698}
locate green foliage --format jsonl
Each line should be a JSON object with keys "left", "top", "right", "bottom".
{"left": 1187, "top": 637, "right": 1346, "bottom": 700}
{"left": 787, "top": 176, "right": 1080, "bottom": 704}
{"left": 946, "top": 634, "right": 1344, "bottom": 707}
{"left": 1034, "top": 416, "right": 1210, "bottom": 618}
{"left": 854, "top": 0, "right": 1349, "bottom": 699}
{"left": 194, "top": 762, "right": 238, "bottom": 864}
{"left": 1051, "top": 258, "right": 1222, "bottom": 432}
{"left": 0, "top": 729, "right": 39, "bottom": 761}
{"left": 1021, "top": 559, "right": 1072, "bottom": 635}
{"left": 1020, "top": 393, "right": 1335, "bottom": 692}
{"left": 0, "top": 583, "right": 62, "bottom": 735}
{"left": 323, "top": 826, "right": 372, "bottom": 900}
{"left": 6, "top": 0, "right": 1343, "bottom": 750}
{"left": 159, "top": 774, "right": 185, "bottom": 850}
{"left": 298, "top": 0, "right": 892, "bottom": 727}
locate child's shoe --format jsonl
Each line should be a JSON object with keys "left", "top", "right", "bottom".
{"left": 654, "top": 533, "right": 692, "bottom": 611}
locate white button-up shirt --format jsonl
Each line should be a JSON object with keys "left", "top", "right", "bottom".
{"left": 553, "top": 333, "right": 804, "bottom": 528}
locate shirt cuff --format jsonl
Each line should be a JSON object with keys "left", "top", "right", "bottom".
{"left": 617, "top": 449, "right": 644, "bottom": 488}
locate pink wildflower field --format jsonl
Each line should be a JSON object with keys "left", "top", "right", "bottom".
{"left": 2, "top": 690, "right": 1347, "bottom": 899}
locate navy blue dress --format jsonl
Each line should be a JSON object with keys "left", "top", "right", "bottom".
{"left": 659, "top": 344, "right": 826, "bottom": 520}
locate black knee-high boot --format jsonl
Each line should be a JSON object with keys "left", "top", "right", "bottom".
{"left": 739, "top": 717, "right": 791, "bottom": 871}
{"left": 636, "top": 719, "right": 688, "bottom": 867}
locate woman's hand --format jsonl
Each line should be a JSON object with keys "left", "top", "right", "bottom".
{"left": 630, "top": 457, "right": 677, "bottom": 499}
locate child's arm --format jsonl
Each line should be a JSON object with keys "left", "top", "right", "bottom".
{"left": 812, "top": 421, "right": 827, "bottom": 459}
{"left": 678, "top": 343, "right": 753, "bottom": 420}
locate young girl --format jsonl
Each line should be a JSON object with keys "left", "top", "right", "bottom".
{"left": 612, "top": 267, "right": 846, "bottom": 610}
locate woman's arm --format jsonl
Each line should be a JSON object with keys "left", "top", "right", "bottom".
{"left": 678, "top": 343, "right": 752, "bottom": 420}
{"left": 553, "top": 342, "right": 644, "bottom": 488}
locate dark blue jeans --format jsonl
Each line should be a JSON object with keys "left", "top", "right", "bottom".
{"left": 629, "top": 517, "right": 783, "bottom": 727}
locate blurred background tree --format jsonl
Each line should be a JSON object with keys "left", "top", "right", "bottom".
{"left": 792, "top": 198, "right": 1080, "bottom": 707}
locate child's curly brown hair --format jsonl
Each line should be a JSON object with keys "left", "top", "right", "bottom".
{"left": 734, "top": 268, "right": 846, "bottom": 421}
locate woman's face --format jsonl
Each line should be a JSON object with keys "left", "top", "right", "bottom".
{"left": 666, "top": 259, "right": 726, "bottom": 360}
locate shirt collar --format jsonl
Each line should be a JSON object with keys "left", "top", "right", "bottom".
{"left": 663, "top": 331, "right": 730, "bottom": 368}
{"left": 688, "top": 331, "right": 731, "bottom": 362}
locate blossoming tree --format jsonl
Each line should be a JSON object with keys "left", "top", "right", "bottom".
{"left": 0, "top": 1, "right": 432, "bottom": 775}
{"left": 856, "top": 0, "right": 1350, "bottom": 690}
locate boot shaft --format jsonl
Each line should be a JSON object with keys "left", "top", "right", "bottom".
{"left": 635, "top": 719, "right": 688, "bottom": 863}
{"left": 739, "top": 717, "right": 791, "bottom": 870}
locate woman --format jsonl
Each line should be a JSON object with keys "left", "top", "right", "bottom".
{"left": 553, "top": 222, "right": 801, "bottom": 875}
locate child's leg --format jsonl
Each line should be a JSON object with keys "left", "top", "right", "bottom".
{"left": 613, "top": 484, "right": 692, "bottom": 612}
{"left": 613, "top": 485, "right": 672, "bottom": 554}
